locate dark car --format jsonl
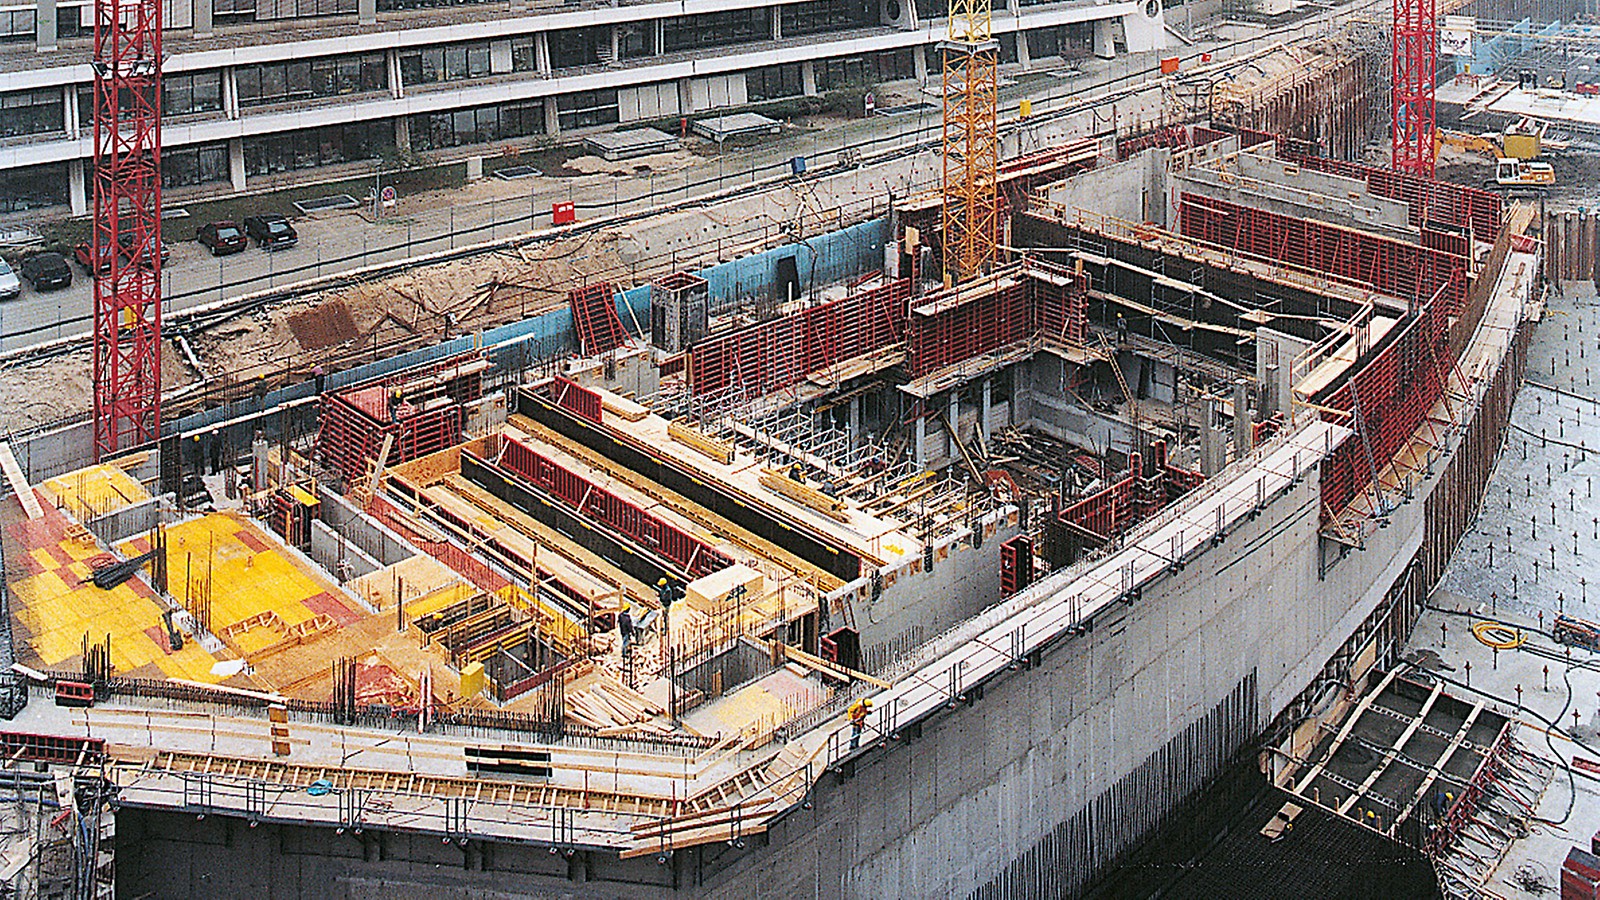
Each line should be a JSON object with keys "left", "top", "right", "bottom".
{"left": 74, "top": 236, "right": 118, "bottom": 277}
{"left": 243, "top": 214, "right": 298, "bottom": 250}
{"left": 197, "top": 221, "right": 248, "bottom": 256}
{"left": 19, "top": 252, "right": 72, "bottom": 291}
{"left": 117, "top": 232, "right": 171, "bottom": 269}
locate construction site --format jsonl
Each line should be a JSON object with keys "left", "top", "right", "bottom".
{"left": 0, "top": 0, "right": 1594, "bottom": 894}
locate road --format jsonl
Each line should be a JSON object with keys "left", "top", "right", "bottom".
{"left": 0, "top": 1, "right": 1381, "bottom": 356}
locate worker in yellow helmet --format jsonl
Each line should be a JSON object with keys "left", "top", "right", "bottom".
{"left": 848, "top": 697, "right": 873, "bottom": 749}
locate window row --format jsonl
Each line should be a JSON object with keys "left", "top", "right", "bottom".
{"left": 163, "top": 141, "right": 231, "bottom": 188}
{"left": 781, "top": 0, "right": 875, "bottom": 38}
{"left": 747, "top": 64, "right": 805, "bottom": 103}
{"left": 0, "top": 89, "right": 63, "bottom": 139}
{"left": 408, "top": 101, "right": 545, "bottom": 151}
{"left": 238, "top": 52, "right": 387, "bottom": 107}
{"left": 815, "top": 49, "right": 915, "bottom": 91}
{"left": 399, "top": 41, "right": 492, "bottom": 85}
{"left": 165, "top": 72, "right": 224, "bottom": 117}
{"left": 662, "top": 9, "right": 769, "bottom": 53}
{"left": 556, "top": 90, "right": 618, "bottom": 131}
{"left": 243, "top": 120, "right": 393, "bottom": 176}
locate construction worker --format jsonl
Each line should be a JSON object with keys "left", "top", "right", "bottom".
{"left": 1116, "top": 312, "right": 1128, "bottom": 345}
{"left": 655, "top": 577, "right": 679, "bottom": 610}
{"left": 618, "top": 602, "right": 634, "bottom": 653}
{"left": 789, "top": 462, "right": 805, "bottom": 483}
{"left": 847, "top": 697, "right": 872, "bottom": 749}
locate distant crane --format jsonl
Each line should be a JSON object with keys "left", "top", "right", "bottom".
{"left": 1391, "top": 0, "right": 1436, "bottom": 177}
{"left": 91, "top": 0, "right": 165, "bottom": 457}
{"left": 939, "top": 0, "right": 1000, "bottom": 284}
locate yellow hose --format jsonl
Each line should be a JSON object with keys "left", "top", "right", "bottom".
{"left": 1471, "top": 620, "right": 1526, "bottom": 651}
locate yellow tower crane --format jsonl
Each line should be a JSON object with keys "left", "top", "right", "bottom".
{"left": 939, "top": 0, "right": 1000, "bottom": 285}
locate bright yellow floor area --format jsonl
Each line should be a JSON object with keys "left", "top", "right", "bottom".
{"left": 42, "top": 464, "right": 150, "bottom": 522}
{"left": 134, "top": 513, "right": 361, "bottom": 660}
{"left": 5, "top": 503, "right": 222, "bottom": 681}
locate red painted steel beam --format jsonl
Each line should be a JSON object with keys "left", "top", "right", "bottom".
{"left": 91, "top": 0, "right": 164, "bottom": 458}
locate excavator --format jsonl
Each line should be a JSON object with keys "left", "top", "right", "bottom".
{"left": 1437, "top": 117, "right": 1557, "bottom": 187}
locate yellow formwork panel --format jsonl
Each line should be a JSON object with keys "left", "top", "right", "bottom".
{"left": 42, "top": 464, "right": 150, "bottom": 521}
{"left": 405, "top": 582, "right": 479, "bottom": 619}
{"left": 153, "top": 513, "right": 341, "bottom": 636}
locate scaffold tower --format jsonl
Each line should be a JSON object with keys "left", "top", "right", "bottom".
{"left": 1390, "top": 0, "right": 1436, "bottom": 177}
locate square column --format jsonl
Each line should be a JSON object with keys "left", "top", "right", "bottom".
{"left": 915, "top": 412, "right": 926, "bottom": 466}
{"left": 228, "top": 138, "right": 246, "bottom": 192}
{"left": 67, "top": 158, "right": 87, "bottom": 217}
{"left": 63, "top": 84, "right": 79, "bottom": 139}
{"left": 222, "top": 66, "right": 240, "bottom": 119}
{"left": 1093, "top": 20, "right": 1116, "bottom": 59}
{"left": 387, "top": 49, "right": 404, "bottom": 98}
{"left": 35, "top": 0, "right": 56, "bottom": 53}
{"left": 981, "top": 378, "right": 992, "bottom": 444}
{"left": 1016, "top": 30, "right": 1031, "bottom": 71}
{"left": 194, "top": 0, "right": 213, "bottom": 37}
{"left": 948, "top": 392, "right": 959, "bottom": 460}
{"left": 358, "top": 0, "right": 375, "bottom": 26}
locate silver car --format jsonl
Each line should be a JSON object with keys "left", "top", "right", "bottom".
{"left": 0, "top": 258, "right": 19, "bottom": 300}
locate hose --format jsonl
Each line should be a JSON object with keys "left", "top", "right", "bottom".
{"left": 1471, "top": 620, "right": 1527, "bottom": 651}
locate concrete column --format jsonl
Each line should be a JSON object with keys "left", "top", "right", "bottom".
{"left": 228, "top": 137, "right": 246, "bottom": 192}
{"left": 193, "top": 0, "right": 213, "bottom": 37}
{"left": 543, "top": 100, "right": 561, "bottom": 137}
{"left": 535, "top": 33, "right": 552, "bottom": 75}
{"left": 358, "top": 0, "right": 376, "bottom": 27}
{"left": 654, "top": 20, "right": 664, "bottom": 55}
{"left": 387, "top": 49, "right": 403, "bottom": 98}
{"left": 801, "top": 60, "right": 817, "bottom": 95}
{"left": 914, "top": 413, "right": 926, "bottom": 466}
{"left": 913, "top": 47, "right": 928, "bottom": 82}
{"left": 1093, "top": 20, "right": 1116, "bottom": 59}
{"left": 677, "top": 77, "right": 693, "bottom": 115}
{"left": 394, "top": 117, "right": 410, "bottom": 154}
{"left": 948, "top": 392, "right": 959, "bottom": 460}
{"left": 980, "top": 378, "right": 992, "bottom": 445}
{"left": 1015, "top": 29, "right": 1031, "bottom": 71}
{"left": 1231, "top": 379, "right": 1250, "bottom": 460}
{"left": 772, "top": 7, "right": 781, "bottom": 40}
{"left": 848, "top": 396, "right": 860, "bottom": 444}
{"left": 35, "top": 0, "right": 56, "bottom": 53}
{"left": 62, "top": 84, "right": 79, "bottom": 139}
{"left": 610, "top": 25, "right": 621, "bottom": 63}
{"left": 222, "top": 66, "right": 240, "bottom": 119}
{"left": 67, "top": 158, "right": 87, "bottom": 217}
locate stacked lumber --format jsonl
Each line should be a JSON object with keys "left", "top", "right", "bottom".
{"left": 565, "top": 670, "right": 668, "bottom": 735}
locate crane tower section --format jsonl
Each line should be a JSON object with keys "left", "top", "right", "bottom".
{"left": 92, "top": 0, "right": 164, "bottom": 457}
{"left": 1390, "top": 0, "right": 1436, "bottom": 177}
{"left": 940, "top": 0, "right": 1000, "bottom": 284}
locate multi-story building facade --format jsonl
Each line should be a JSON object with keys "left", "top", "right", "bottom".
{"left": 0, "top": 0, "right": 1166, "bottom": 215}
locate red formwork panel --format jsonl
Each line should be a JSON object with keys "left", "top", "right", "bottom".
{"left": 1284, "top": 153, "right": 1502, "bottom": 241}
{"left": 1116, "top": 125, "right": 1190, "bottom": 161}
{"left": 500, "top": 437, "right": 732, "bottom": 578}
{"left": 568, "top": 282, "right": 629, "bottom": 356}
{"left": 999, "top": 534, "right": 1034, "bottom": 596}
{"left": 1316, "top": 304, "right": 1449, "bottom": 517}
{"left": 546, "top": 377, "right": 602, "bottom": 423}
{"left": 1029, "top": 260, "right": 1090, "bottom": 346}
{"left": 314, "top": 358, "right": 482, "bottom": 484}
{"left": 0, "top": 731, "right": 105, "bottom": 763}
{"left": 907, "top": 282, "right": 1030, "bottom": 377}
{"left": 1178, "top": 193, "right": 1468, "bottom": 314}
{"left": 689, "top": 278, "right": 911, "bottom": 397}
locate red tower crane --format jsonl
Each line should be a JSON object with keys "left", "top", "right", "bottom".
{"left": 91, "top": 0, "right": 164, "bottom": 458}
{"left": 1391, "top": 0, "right": 1436, "bottom": 177}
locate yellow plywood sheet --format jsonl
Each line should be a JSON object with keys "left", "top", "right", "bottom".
{"left": 42, "top": 464, "right": 150, "bottom": 521}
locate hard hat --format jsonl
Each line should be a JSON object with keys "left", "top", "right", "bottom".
{"left": 862, "top": 698, "right": 872, "bottom": 708}
{"left": 657, "top": 578, "right": 668, "bottom": 587}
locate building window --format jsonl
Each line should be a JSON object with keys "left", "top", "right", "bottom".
{"left": 400, "top": 41, "right": 492, "bottom": 86}
{"left": 779, "top": 0, "right": 874, "bottom": 38}
{"left": 238, "top": 53, "right": 385, "bottom": 107}
{"left": 511, "top": 35, "right": 538, "bottom": 72}
{"left": 164, "top": 72, "right": 223, "bottom": 117}
{"left": 0, "top": 9, "right": 35, "bottom": 44}
{"left": 254, "top": 0, "right": 357, "bottom": 20}
{"left": 556, "top": 90, "right": 618, "bottom": 131}
{"left": 409, "top": 100, "right": 544, "bottom": 151}
{"left": 242, "top": 120, "right": 392, "bottom": 176}
{"left": 661, "top": 9, "right": 768, "bottom": 53}
{"left": 0, "top": 89, "right": 64, "bottom": 138}
{"left": 817, "top": 50, "right": 913, "bottom": 91}
{"left": 0, "top": 163, "right": 67, "bottom": 211}
{"left": 162, "top": 141, "right": 230, "bottom": 188}
{"left": 748, "top": 64, "right": 804, "bottom": 102}
{"left": 549, "top": 26, "right": 607, "bottom": 70}
{"left": 213, "top": 0, "right": 255, "bottom": 21}
{"left": 618, "top": 23, "right": 654, "bottom": 59}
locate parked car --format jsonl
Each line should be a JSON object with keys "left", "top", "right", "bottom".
{"left": 74, "top": 236, "right": 118, "bottom": 277}
{"left": 196, "top": 221, "right": 248, "bottom": 256}
{"left": 117, "top": 232, "right": 171, "bottom": 268}
{"left": 243, "top": 214, "right": 298, "bottom": 250}
{"left": 0, "top": 258, "right": 19, "bottom": 300}
{"left": 19, "top": 252, "right": 71, "bottom": 291}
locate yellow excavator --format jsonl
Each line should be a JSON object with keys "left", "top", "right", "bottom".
{"left": 1437, "top": 117, "right": 1556, "bottom": 187}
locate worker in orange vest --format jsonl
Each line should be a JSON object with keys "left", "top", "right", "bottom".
{"left": 848, "top": 697, "right": 872, "bottom": 749}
